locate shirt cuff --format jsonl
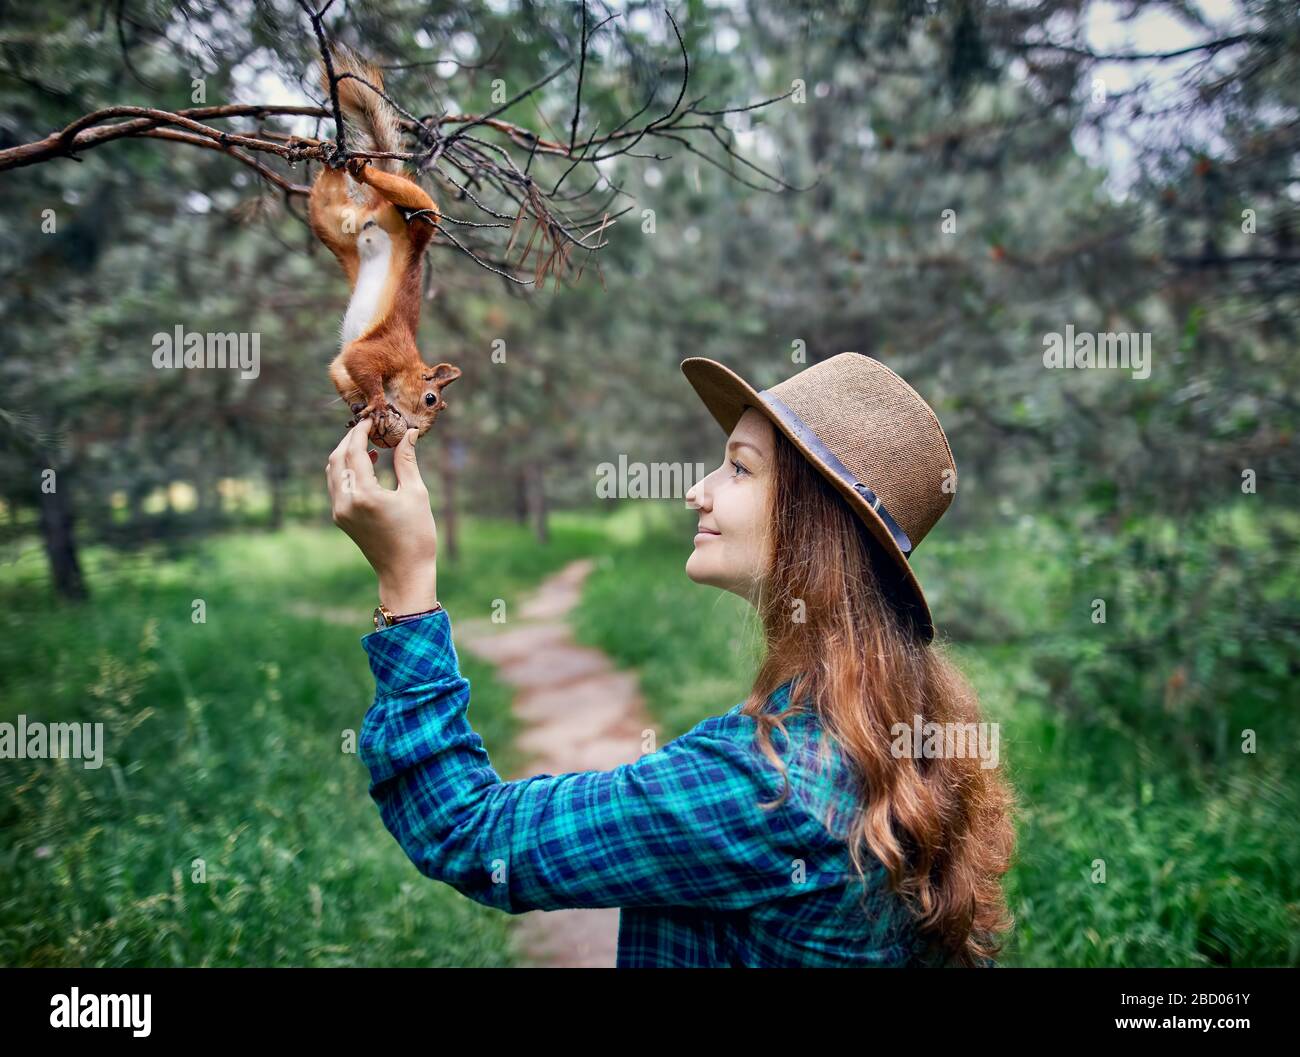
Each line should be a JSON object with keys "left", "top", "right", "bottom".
{"left": 360, "top": 606, "right": 461, "bottom": 697}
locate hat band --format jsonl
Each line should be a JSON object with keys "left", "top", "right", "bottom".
{"left": 757, "top": 389, "right": 914, "bottom": 559}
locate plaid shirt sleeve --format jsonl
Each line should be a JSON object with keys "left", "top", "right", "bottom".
{"left": 357, "top": 607, "right": 847, "bottom": 914}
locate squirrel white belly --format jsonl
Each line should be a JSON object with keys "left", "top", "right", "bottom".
{"left": 339, "top": 223, "right": 393, "bottom": 348}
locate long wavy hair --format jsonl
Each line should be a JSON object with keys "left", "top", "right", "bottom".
{"left": 738, "top": 418, "right": 1017, "bottom": 967}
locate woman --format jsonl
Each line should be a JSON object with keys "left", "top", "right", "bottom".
{"left": 326, "top": 351, "right": 1017, "bottom": 967}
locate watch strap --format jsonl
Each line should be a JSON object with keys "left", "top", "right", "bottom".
{"left": 373, "top": 601, "right": 443, "bottom": 630}
{"left": 390, "top": 603, "right": 443, "bottom": 624}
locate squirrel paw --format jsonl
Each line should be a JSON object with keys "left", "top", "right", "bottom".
{"left": 321, "top": 141, "right": 349, "bottom": 170}
{"left": 356, "top": 396, "right": 389, "bottom": 420}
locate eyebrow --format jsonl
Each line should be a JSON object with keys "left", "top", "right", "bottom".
{"left": 727, "top": 439, "right": 765, "bottom": 459}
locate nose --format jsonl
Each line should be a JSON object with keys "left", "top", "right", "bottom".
{"left": 685, "top": 466, "right": 713, "bottom": 511}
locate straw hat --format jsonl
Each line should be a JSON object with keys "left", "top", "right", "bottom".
{"left": 680, "top": 352, "right": 956, "bottom": 642}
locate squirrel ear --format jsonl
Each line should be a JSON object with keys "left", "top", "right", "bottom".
{"left": 424, "top": 362, "right": 462, "bottom": 386}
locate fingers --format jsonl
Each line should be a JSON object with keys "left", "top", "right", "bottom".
{"left": 327, "top": 419, "right": 354, "bottom": 467}
{"left": 327, "top": 418, "right": 379, "bottom": 509}
{"left": 343, "top": 416, "right": 381, "bottom": 489}
{"left": 325, "top": 422, "right": 357, "bottom": 503}
{"left": 392, "top": 428, "right": 426, "bottom": 492}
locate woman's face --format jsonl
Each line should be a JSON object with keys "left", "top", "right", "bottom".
{"left": 685, "top": 407, "right": 775, "bottom": 604}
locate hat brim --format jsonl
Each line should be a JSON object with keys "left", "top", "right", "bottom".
{"left": 680, "top": 355, "right": 936, "bottom": 642}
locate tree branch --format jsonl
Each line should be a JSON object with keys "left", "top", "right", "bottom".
{"left": 1013, "top": 33, "right": 1266, "bottom": 63}
{"left": 0, "top": 4, "right": 803, "bottom": 287}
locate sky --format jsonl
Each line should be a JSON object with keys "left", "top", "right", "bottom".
{"left": 1057, "top": 0, "right": 1250, "bottom": 194}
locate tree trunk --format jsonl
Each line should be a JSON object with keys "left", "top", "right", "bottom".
{"left": 128, "top": 483, "right": 145, "bottom": 523}
{"left": 195, "top": 463, "right": 221, "bottom": 529}
{"left": 38, "top": 472, "right": 87, "bottom": 600}
{"left": 514, "top": 466, "right": 529, "bottom": 524}
{"left": 527, "top": 461, "right": 548, "bottom": 544}
{"left": 267, "top": 457, "right": 287, "bottom": 531}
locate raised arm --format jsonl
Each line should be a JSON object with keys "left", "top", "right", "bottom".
{"left": 327, "top": 419, "right": 853, "bottom": 914}
{"left": 357, "top": 607, "right": 858, "bottom": 913}
{"left": 349, "top": 159, "right": 440, "bottom": 253}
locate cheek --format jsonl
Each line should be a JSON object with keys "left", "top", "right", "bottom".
{"left": 719, "top": 488, "right": 763, "bottom": 543}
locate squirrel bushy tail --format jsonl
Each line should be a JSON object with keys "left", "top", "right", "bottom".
{"left": 320, "top": 46, "right": 402, "bottom": 173}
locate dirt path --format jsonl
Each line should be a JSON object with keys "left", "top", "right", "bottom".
{"left": 454, "top": 558, "right": 657, "bottom": 968}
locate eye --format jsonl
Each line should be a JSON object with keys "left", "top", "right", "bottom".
{"left": 729, "top": 459, "right": 749, "bottom": 478}
{"left": 424, "top": 392, "right": 437, "bottom": 407}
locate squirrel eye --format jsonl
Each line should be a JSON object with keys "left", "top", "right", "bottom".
{"left": 424, "top": 392, "right": 437, "bottom": 407}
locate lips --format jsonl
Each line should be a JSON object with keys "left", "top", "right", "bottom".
{"left": 695, "top": 526, "right": 721, "bottom": 536}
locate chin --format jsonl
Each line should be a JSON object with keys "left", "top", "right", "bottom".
{"left": 684, "top": 552, "right": 719, "bottom": 588}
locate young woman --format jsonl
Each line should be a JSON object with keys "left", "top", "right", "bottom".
{"left": 326, "top": 351, "right": 1016, "bottom": 968}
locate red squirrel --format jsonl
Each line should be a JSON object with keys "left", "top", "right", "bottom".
{"left": 308, "top": 49, "right": 461, "bottom": 448}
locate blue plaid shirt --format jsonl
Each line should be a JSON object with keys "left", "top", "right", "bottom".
{"left": 357, "top": 606, "right": 935, "bottom": 967}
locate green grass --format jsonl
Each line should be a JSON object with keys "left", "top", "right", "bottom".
{"left": 0, "top": 513, "right": 612, "bottom": 967}
{"left": 954, "top": 642, "right": 1300, "bottom": 967}
{"left": 5, "top": 499, "right": 1296, "bottom": 967}
{"left": 573, "top": 503, "right": 1300, "bottom": 967}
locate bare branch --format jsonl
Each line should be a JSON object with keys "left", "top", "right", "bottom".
{"left": 1013, "top": 32, "right": 1267, "bottom": 63}
{"left": 299, "top": 0, "right": 347, "bottom": 154}
{"left": 0, "top": 6, "right": 803, "bottom": 287}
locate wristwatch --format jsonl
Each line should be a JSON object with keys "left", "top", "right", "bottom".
{"left": 373, "top": 601, "right": 443, "bottom": 630}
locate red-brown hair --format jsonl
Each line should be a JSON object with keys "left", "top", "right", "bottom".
{"left": 739, "top": 420, "right": 1017, "bottom": 966}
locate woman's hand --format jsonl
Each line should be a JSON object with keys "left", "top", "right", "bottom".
{"left": 326, "top": 419, "right": 439, "bottom": 615}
